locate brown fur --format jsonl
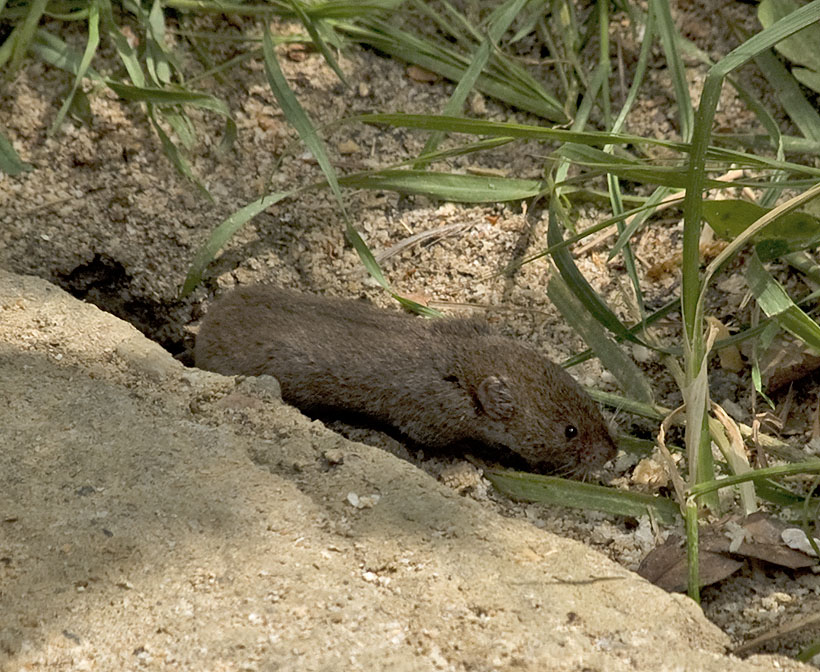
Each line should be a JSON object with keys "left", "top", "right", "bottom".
{"left": 194, "top": 286, "right": 616, "bottom": 476}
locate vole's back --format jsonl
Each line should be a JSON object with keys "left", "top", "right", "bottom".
{"left": 195, "top": 285, "right": 456, "bottom": 413}
{"left": 194, "top": 285, "right": 616, "bottom": 476}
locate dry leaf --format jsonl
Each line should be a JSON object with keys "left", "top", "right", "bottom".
{"left": 645, "top": 253, "right": 681, "bottom": 281}
{"left": 400, "top": 292, "right": 432, "bottom": 307}
{"left": 407, "top": 65, "right": 439, "bottom": 82}
{"left": 759, "top": 335, "right": 820, "bottom": 393}
{"left": 706, "top": 316, "right": 744, "bottom": 372}
{"left": 120, "top": 25, "right": 140, "bottom": 48}
{"left": 638, "top": 512, "right": 817, "bottom": 592}
{"left": 637, "top": 534, "right": 743, "bottom": 592}
{"left": 631, "top": 456, "right": 669, "bottom": 490}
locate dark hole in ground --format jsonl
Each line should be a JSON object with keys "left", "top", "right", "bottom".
{"left": 53, "top": 253, "right": 194, "bottom": 364}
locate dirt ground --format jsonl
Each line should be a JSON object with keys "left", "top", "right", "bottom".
{"left": 2, "top": 0, "right": 820, "bottom": 669}
{"left": 1, "top": 260, "right": 812, "bottom": 672}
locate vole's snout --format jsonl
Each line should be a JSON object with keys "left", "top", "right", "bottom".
{"left": 600, "top": 434, "right": 618, "bottom": 463}
{"left": 576, "top": 433, "right": 618, "bottom": 479}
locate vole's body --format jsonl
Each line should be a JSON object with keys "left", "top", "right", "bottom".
{"left": 195, "top": 286, "right": 616, "bottom": 476}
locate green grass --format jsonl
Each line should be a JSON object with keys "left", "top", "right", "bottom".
{"left": 4, "top": 0, "right": 820, "bottom": 606}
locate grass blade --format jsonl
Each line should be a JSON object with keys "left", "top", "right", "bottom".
{"left": 99, "top": 0, "right": 146, "bottom": 86}
{"left": 29, "top": 29, "right": 103, "bottom": 80}
{"left": 485, "top": 469, "right": 680, "bottom": 524}
{"left": 340, "top": 169, "right": 544, "bottom": 202}
{"left": 747, "top": 250, "right": 820, "bottom": 352}
{"left": 148, "top": 106, "right": 211, "bottom": 199}
{"left": 759, "top": 0, "right": 820, "bottom": 99}
{"left": 338, "top": 19, "right": 567, "bottom": 121}
{"left": 7, "top": 0, "right": 48, "bottom": 75}
{"left": 0, "top": 131, "right": 33, "bottom": 174}
{"left": 685, "top": 500, "right": 699, "bottom": 601}
{"left": 146, "top": 0, "right": 178, "bottom": 85}
{"left": 159, "top": 107, "right": 196, "bottom": 150}
{"left": 415, "top": 37, "right": 491, "bottom": 166}
{"left": 752, "top": 42, "right": 820, "bottom": 143}
{"left": 356, "top": 112, "right": 820, "bottom": 176}
{"left": 107, "top": 81, "right": 236, "bottom": 152}
{"left": 261, "top": 24, "right": 345, "bottom": 208}
{"left": 182, "top": 190, "right": 299, "bottom": 296}
{"left": 105, "top": 82, "right": 229, "bottom": 111}
{"left": 289, "top": 0, "right": 348, "bottom": 84}
{"left": 652, "top": 0, "right": 693, "bottom": 140}
{"left": 689, "top": 460, "right": 820, "bottom": 497}
{"left": 49, "top": 1, "right": 100, "bottom": 135}
{"left": 701, "top": 181, "right": 820, "bottom": 295}
{"left": 260, "top": 25, "right": 421, "bottom": 307}
{"left": 547, "top": 198, "right": 648, "bottom": 347}
{"left": 416, "top": 0, "right": 529, "bottom": 162}
{"left": 703, "top": 198, "right": 820, "bottom": 261}
{"left": 679, "top": 0, "right": 820, "bottom": 524}
{"left": 548, "top": 275, "right": 654, "bottom": 404}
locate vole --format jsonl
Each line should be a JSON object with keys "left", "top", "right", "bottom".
{"left": 194, "top": 285, "right": 616, "bottom": 477}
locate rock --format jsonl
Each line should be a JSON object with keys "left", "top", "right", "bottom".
{"left": 0, "top": 269, "right": 810, "bottom": 672}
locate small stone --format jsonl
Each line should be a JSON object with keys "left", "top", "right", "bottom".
{"left": 338, "top": 140, "right": 360, "bottom": 155}
{"left": 215, "top": 392, "right": 264, "bottom": 410}
{"left": 346, "top": 492, "right": 380, "bottom": 509}
{"left": 286, "top": 44, "right": 308, "bottom": 62}
{"left": 469, "top": 91, "right": 486, "bottom": 115}
{"left": 631, "top": 343, "right": 653, "bottom": 363}
{"left": 236, "top": 374, "right": 282, "bottom": 401}
{"left": 782, "top": 528, "right": 820, "bottom": 556}
{"left": 115, "top": 334, "right": 179, "bottom": 382}
{"left": 357, "top": 494, "right": 380, "bottom": 509}
{"left": 406, "top": 65, "right": 438, "bottom": 82}
{"left": 439, "top": 462, "right": 482, "bottom": 491}
{"left": 323, "top": 449, "right": 344, "bottom": 465}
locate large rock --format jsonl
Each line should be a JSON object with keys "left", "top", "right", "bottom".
{"left": 0, "top": 268, "right": 808, "bottom": 671}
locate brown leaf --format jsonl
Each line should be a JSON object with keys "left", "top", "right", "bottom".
{"left": 400, "top": 292, "right": 432, "bottom": 308}
{"left": 637, "top": 534, "right": 743, "bottom": 592}
{"left": 706, "top": 316, "right": 744, "bottom": 372}
{"left": 638, "top": 512, "right": 818, "bottom": 592}
{"left": 758, "top": 335, "right": 820, "bottom": 393}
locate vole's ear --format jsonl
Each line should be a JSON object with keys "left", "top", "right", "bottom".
{"left": 476, "top": 375, "right": 515, "bottom": 420}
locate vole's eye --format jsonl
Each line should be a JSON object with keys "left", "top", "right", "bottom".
{"left": 564, "top": 425, "right": 578, "bottom": 440}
